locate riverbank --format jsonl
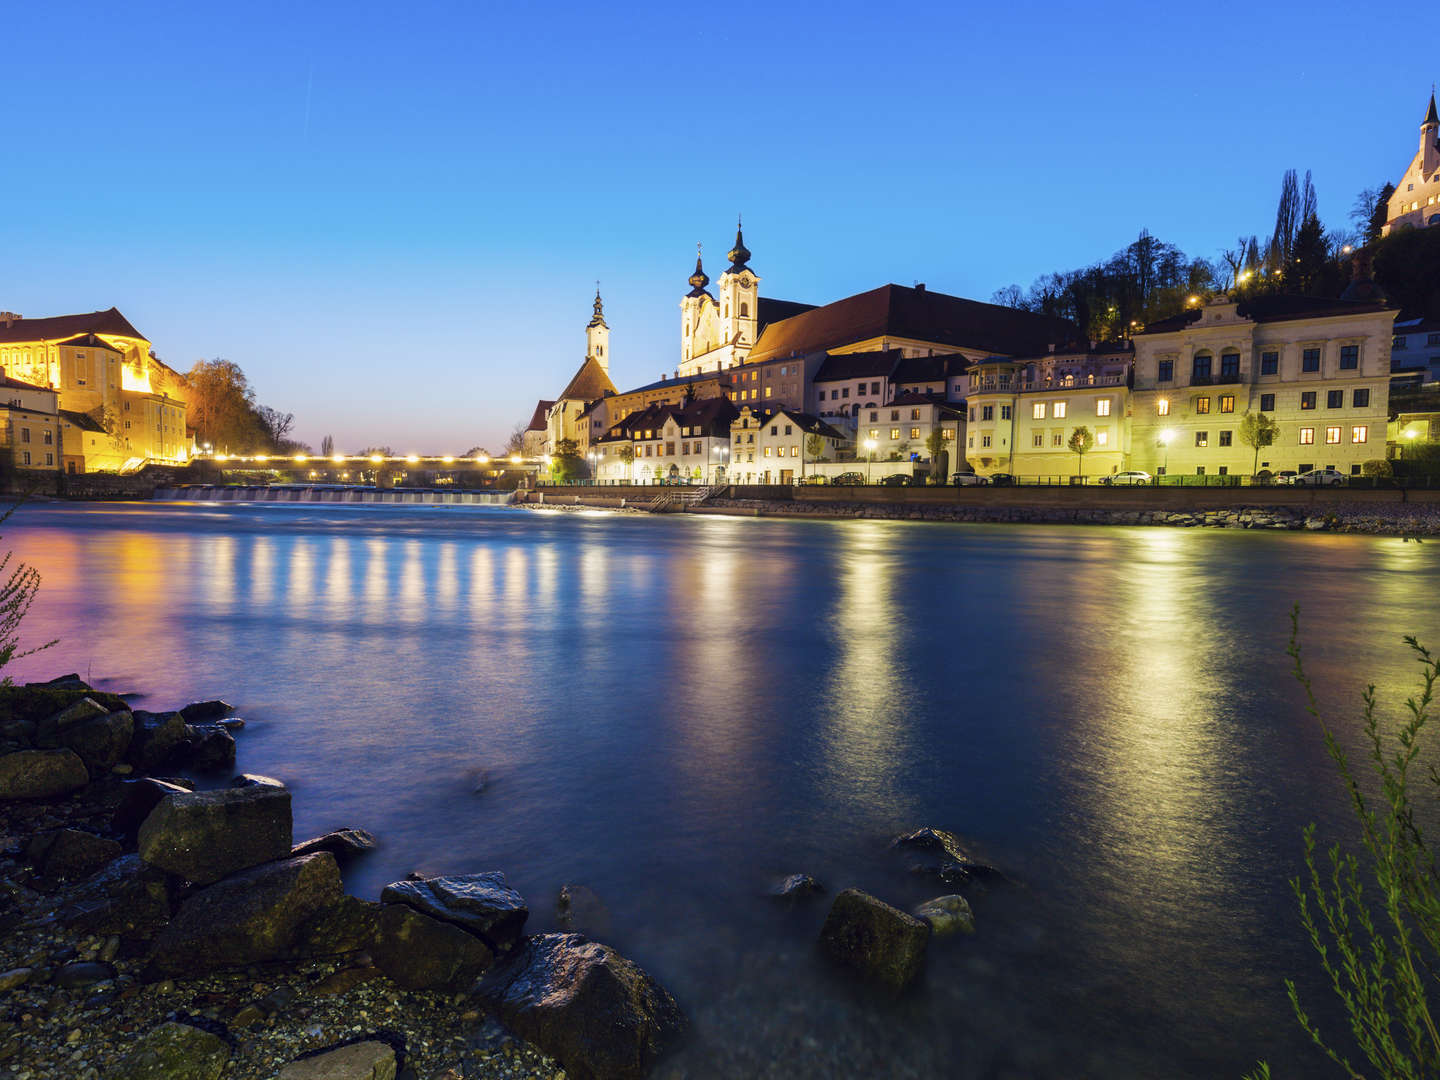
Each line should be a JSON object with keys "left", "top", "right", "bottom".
{"left": 0, "top": 677, "right": 686, "bottom": 1080}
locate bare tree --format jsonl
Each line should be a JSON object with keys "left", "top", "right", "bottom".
{"left": 505, "top": 423, "right": 527, "bottom": 455}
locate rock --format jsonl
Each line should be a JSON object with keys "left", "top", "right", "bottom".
{"left": 179, "top": 700, "right": 233, "bottom": 722}
{"left": 35, "top": 696, "right": 108, "bottom": 740}
{"left": 29, "top": 673, "right": 89, "bottom": 690}
{"left": 818, "top": 888, "right": 930, "bottom": 992}
{"left": 769, "top": 874, "right": 824, "bottom": 901}
{"left": 0, "top": 717, "right": 36, "bottom": 745}
{"left": 37, "top": 704, "right": 133, "bottom": 776}
{"left": 914, "top": 894, "right": 975, "bottom": 936}
{"left": 231, "top": 1003, "right": 266, "bottom": 1028}
{"left": 219, "top": 716, "right": 246, "bottom": 731}
{"left": 28, "top": 828, "right": 121, "bottom": 880}
{"left": 176, "top": 723, "right": 236, "bottom": 772}
{"left": 147, "top": 852, "right": 342, "bottom": 977}
{"left": 55, "top": 959, "right": 116, "bottom": 988}
{"left": 371, "top": 902, "right": 493, "bottom": 991}
{"left": 137, "top": 784, "right": 292, "bottom": 885}
{"left": 231, "top": 772, "right": 284, "bottom": 789}
{"left": 380, "top": 871, "right": 528, "bottom": 953}
{"left": 292, "top": 827, "right": 378, "bottom": 863}
{"left": 114, "top": 778, "right": 194, "bottom": 843}
{"left": 0, "top": 748, "right": 89, "bottom": 799}
{"left": 278, "top": 1040, "right": 397, "bottom": 1080}
{"left": 312, "top": 965, "right": 382, "bottom": 996}
{"left": 54, "top": 853, "right": 174, "bottom": 940}
{"left": 112, "top": 1020, "right": 231, "bottom": 1080}
{"left": 476, "top": 932, "right": 686, "bottom": 1080}
{"left": 891, "top": 826, "right": 1004, "bottom": 887}
{"left": 0, "top": 967, "right": 31, "bottom": 991}
{"left": 556, "top": 883, "right": 611, "bottom": 937}
{"left": 126, "top": 710, "right": 188, "bottom": 773}
{"left": 297, "top": 895, "right": 380, "bottom": 955}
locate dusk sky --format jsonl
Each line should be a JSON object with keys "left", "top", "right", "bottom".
{"left": 4, "top": 1, "right": 1430, "bottom": 452}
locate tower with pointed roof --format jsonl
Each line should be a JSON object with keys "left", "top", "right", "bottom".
{"left": 677, "top": 223, "right": 766, "bottom": 377}
{"left": 587, "top": 286, "right": 610, "bottom": 375}
{"left": 1382, "top": 90, "right": 1440, "bottom": 236}
{"left": 718, "top": 218, "right": 760, "bottom": 356}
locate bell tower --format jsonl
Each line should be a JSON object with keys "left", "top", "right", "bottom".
{"left": 680, "top": 245, "right": 712, "bottom": 368}
{"left": 718, "top": 217, "right": 759, "bottom": 363}
{"left": 586, "top": 284, "right": 610, "bottom": 375}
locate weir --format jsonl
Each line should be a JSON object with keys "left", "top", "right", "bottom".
{"left": 153, "top": 484, "right": 517, "bottom": 505}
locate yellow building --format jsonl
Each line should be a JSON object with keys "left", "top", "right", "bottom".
{"left": 1382, "top": 93, "right": 1440, "bottom": 236}
{"left": 0, "top": 376, "right": 62, "bottom": 473}
{"left": 0, "top": 309, "right": 189, "bottom": 471}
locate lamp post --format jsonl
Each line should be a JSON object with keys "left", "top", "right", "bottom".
{"left": 1159, "top": 428, "right": 1174, "bottom": 481}
{"left": 864, "top": 438, "right": 877, "bottom": 484}
{"left": 587, "top": 450, "right": 597, "bottom": 485}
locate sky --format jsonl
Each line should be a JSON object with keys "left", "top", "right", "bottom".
{"left": 2, "top": 1, "right": 1431, "bottom": 452}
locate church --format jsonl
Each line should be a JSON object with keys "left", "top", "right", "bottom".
{"left": 1382, "top": 91, "right": 1440, "bottom": 235}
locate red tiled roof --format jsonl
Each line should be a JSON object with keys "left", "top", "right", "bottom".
{"left": 0, "top": 307, "right": 146, "bottom": 344}
{"left": 526, "top": 400, "right": 556, "bottom": 431}
{"left": 556, "top": 357, "right": 617, "bottom": 403}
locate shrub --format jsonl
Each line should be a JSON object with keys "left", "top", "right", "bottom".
{"left": 1361, "top": 459, "right": 1394, "bottom": 478}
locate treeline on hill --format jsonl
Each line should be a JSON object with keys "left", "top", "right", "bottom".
{"left": 992, "top": 170, "right": 1440, "bottom": 338}
{"left": 184, "top": 358, "right": 301, "bottom": 455}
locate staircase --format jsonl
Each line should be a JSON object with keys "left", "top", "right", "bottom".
{"left": 644, "top": 487, "right": 714, "bottom": 513}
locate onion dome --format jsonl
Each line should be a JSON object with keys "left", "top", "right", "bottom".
{"left": 588, "top": 285, "right": 607, "bottom": 328}
{"left": 726, "top": 217, "right": 751, "bottom": 274}
{"left": 687, "top": 245, "right": 710, "bottom": 297}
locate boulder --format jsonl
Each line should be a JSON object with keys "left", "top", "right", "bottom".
{"left": 556, "top": 883, "right": 611, "bottom": 937}
{"left": 231, "top": 772, "right": 284, "bottom": 789}
{"left": 371, "top": 902, "right": 493, "bottom": 991}
{"left": 35, "top": 696, "right": 108, "bottom": 740}
{"left": 127, "top": 710, "right": 188, "bottom": 772}
{"left": 137, "top": 784, "right": 292, "bottom": 884}
{"left": 27, "top": 828, "right": 121, "bottom": 880}
{"left": 818, "top": 888, "right": 930, "bottom": 992}
{"left": 891, "top": 826, "right": 1003, "bottom": 887}
{"left": 769, "top": 874, "right": 824, "bottom": 901}
{"left": 55, "top": 959, "right": 116, "bottom": 988}
{"left": 0, "top": 748, "right": 89, "bottom": 799}
{"left": 292, "top": 827, "right": 378, "bottom": 863}
{"left": 476, "top": 933, "right": 686, "bottom": 1080}
{"left": 38, "top": 708, "right": 133, "bottom": 775}
{"left": 179, "top": 700, "right": 232, "bottom": 722}
{"left": 28, "top": 673, "right": 89, "bottom": 690}
{"left": 175, "top": 723, "right": 236, "bottom": 772}
{"left": 147, "top": 852, "right": 342, "bottom": 977}
{"left": 0, "top": 717, "right": 36, "bottom": 745}
{"left": 380, "top": 871, "right": 527, "bottom": 953}
{"left": 111, "top": 1020, "right": 231, "bottom": 1080}
{"left": 277, "top": 1040, "right": 396, "bottom": 1080}
{"left": 297, "top": 895, "right": 381, "bottom": 956}
{"left": 114, "top": 777, "right": 193, "bottom": 843}
{"left": 54, "top": 853, "right": 173, "bottom": 940}
{"left": 913, "top": 894, "right": 975, "bottom": 937}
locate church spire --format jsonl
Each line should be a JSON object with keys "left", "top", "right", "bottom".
{"left": 588, "top": 282, "right": 607, "bottom": 329}
{"left": 687, "top": 243, "right": 710, "bottom": 297}
{"left": 726, "top": 216, "right": 751, "bottom": 273}
{"left": 1425, "top": 89, "right": 1438, "bottom": 127}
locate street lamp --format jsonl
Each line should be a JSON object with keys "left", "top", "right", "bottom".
{"left": 587, "top": 450, "right": 597, "bottom": 484}
{"left": 864, "top": 438, "right": 877, "bottom": 484}
{"left": 1159, "top": 428, "right": 1175, "bottom": 478}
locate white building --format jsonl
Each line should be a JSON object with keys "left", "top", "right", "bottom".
{"left": 728, "top": 406, "right": 848, "bottom": 485}
{"left": 1383, "top": 93, "right": 1440, "bottom": 236}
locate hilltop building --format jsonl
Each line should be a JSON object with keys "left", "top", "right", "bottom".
{"left": 1383, "top": 92, "right": 1440, "bottom": 236}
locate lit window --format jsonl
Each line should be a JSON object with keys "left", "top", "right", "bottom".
{"left": 1033, "top": 402, "right": 1046, "bottom": 419}
{"left": 1196, "top": 397, "right": 1211, "bottom": 414}
{"left": 1157, "top": 399, "right": 1170, "bottom": 416}
{"left": 869, "top": 429, "right": 879, "bottom": 439}
{"left": 1299, "top": 427, "right": 1315, "bottom": 444}
{"left": 763, "top": 447, "right": 772, "bottom": 457}
{"left": 942, "top": 429, "right": 953, "bottom": 440}
{"left": 790, "top": 446, "right": 799, "bottom": 457}
{"left": 910, "top": 409, "right": 920, "bottom": 420}
{"left": 1054, "top": 402, "right": 1067, "bottom": 418}
{"left": 1195, "top": 431, "right": 1208, "bottom": 447}
{"left": 1325, "top": 426, "right": 1341, "bottom": 444}
{"left": 1220, "top": 395, "right": 1235, "bottom": 413}
{"left": 1301, "top": 392, "right": 1316, "bottom": 410}
{"left": 889, "top": 428, "right": 900, "bottom": 440}
{"left": 1096, "top": 399, "right": 1111, "bottom": 416}
{"left": 1352, "top": 426, "right": 1368, "bottom": 443}
{"left": 1096, "top": 431, "right": 1108, "bottom": 446}
{"left": 910, "top": 427, "right": 920, "bottom": 439}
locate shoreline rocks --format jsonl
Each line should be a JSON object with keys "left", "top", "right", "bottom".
{"left": 818, "top": 888, "right": 930, "bottom": 993}
{"left": 137, "top": 784, "right": 293, "bottom": 884}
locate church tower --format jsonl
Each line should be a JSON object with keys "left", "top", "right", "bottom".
{"left": 1422, "top": 92, "right": 1440, "bottom": 177}
{"left": 717, "top": 218, "right": 759, "bottom": 361}
{"left": 680, "top": 246, "right": 713, "bottom": 368}
{"left": 586, "top": 286, "right": 610, "bottom": 375}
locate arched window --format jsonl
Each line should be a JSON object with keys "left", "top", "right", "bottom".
{"left": 739, "top": 302, "right": 748, "bottom": 318}
{"left": 1429, "top": 214, "right": 1440, "bottom": 226}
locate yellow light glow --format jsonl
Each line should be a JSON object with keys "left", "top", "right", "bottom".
{"left": 370, "top": 454, "right": 383, "bottom": 464}
{"left": 332, "top": 454, "right": 344, "bottom": 464}
{"left": 1186, "top": 295, "right": 1200, "bottom": 305}
{"left": 254, "top": 454, "right": 268, "bottom": 462}
{"left": 477, "top": 455, "right": 490, "bottom": 465}
{"left": 442, "top": 455, "right": 455, "bottom": 463}
{"left": 510, "top": 454, "right": 521, "bottom": 464}
{"left": 1407, "top": 429, "right": 1419, "bottom": 439}
{"left": 294, "top": 454, "right": 307, "bottom": 462}
{"left": 120, "top": 364, "right": 152, "bottom": 394}
{"left": 406, "top": 454, "right": 419, "bottom": 463}
{"left": 215, "top": 453, "right": 228, "bottom": 462}
{"left": 1160, "top": 428, "right": 1175, "bottom": 445}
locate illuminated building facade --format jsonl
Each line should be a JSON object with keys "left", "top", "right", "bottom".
{"left": 1383, "top": 93, "right": 1440, "bottom": 236}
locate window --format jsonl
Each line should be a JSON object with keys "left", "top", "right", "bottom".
{"left": 1339, "top": 345, "right": 1358, "bottom": 370}
{"left": 910, "top": 409, "right": 921, "bottom": 420}
{"left": 870, "top": 382, "right": 881, "bottom": 395}
{"left": 1052, "top": 432, "right": 1063, "bottom": 446}
{"left": 1326, "top": 390, "right": 1343, "bottom": 409}
{"left": 1054, "top": 402, "right": 1067, "bottom": 418}
{"left": 1096, "top": 399, "right": 1111, "bottom": 416}
{"left": 1033, "top": 433, "right": 1044, "bottom": 447}
{"left": 1261, "top": 351, "right": 1279, "bottom": 375}
{"left": 1195, "top": 396, "right": 1211, "bottom": 414}
{"left": 1195, "top": 431, "right": 1209, "bottom": 447}
{"left": 739, "top": 303, "right": 748, "bottom": 317}
{"left": 842, "top": 388, "right": 849, "bottom": 398}
{"left": 1157, "top": 359, "right": 1174, "bottom": 382}
{"left": 868, "top": 429, "right": 879, "bottom": 440}
{"left": 1219, "top": 430, "right": 1233, "bottom": 447}
{"left": 665, "top": 442, "right": 674, "bottom": 455}
{"left": 889, "top": 429, "right": 900, "bottom": 440}
{"left": 1033, "top": 403, "right": 1046, "bottom": 419}
{"left": 45, "top": 453, "right": 52, "bottom": 466}
{"left": 890, "top": 410, "right": 899, "bottom": 421}
{"left": 982, "top": 405, "right": 994, "bottom": 421}
{"left": 1353, "top": 388, "right": 1370, "bottom": 408}
{"left": 869, "top": 411, "right": 878, "bottom": 422}
{"left": 765, "top": 386, "right": 772, "bottom": 398}
{"left": 1301, "top": 392, "right": 1316, "bottom": 410}
{"left": 1221, "top": 352, "right": 1240, "bottom": 377}
{"left": 1193, "top": 354, "right": 1212, "bottom": 380}
{"left": 1260, "top": 393, "right": 1275, "bottom": 411}
{"left": 770, "top": 426, "right": 777, "bottom": 435}
{"left": 1096, "top": 431, "right": 1109, "bottom": 447}
{"left": 43, "top": 430, "right": 52, "bottom": 445}
{"left": 1396, "top": 336, "right": 1409, "bottom": 349}
{"left": 1353, "top": 425, "right": 1368, "bottom": 443}
{"left": 1157, "top": 399, "right": 1170, "bottom": 416}
{"left": 790, "top": 446, "right": 799, "bottom": 457}
{"left": 1220, "top": 395, "right": 1235, "bottom": 413}
{"left": 19, "top": 429, "right": 28, "bottom": 444}
{"left": 981, "top": 434, "right": 992, "bottom": 448}
{"left": 968, "top": 408, "right": 975, "bottom": 421}
{"left": 20, "top": 452, "right": 28, "bottom": 465}
{"left": 784, "top": 424, "right": 792, "bottom": 435}
{"left": 942, "top": 428, "right": 954, "bottom": 441}
{"left": 1325, "top": 427, "right": 1341, "bottom": 444}
{"left": 910, "top": 427, "right": 920, "bottom": 439}
{"left": 1302, "top": 348, "right": 1321, "bottom": 372}
{"left": 1299, "top": 428, "right": 1315, "bottom": 444}
{"left": 763, "top": 447, "right": 772, "bottom": 457}
{"left": 967, "top": 436, "right": 974, "bottom": 448}
{"left": 1429, "top": 334, "right": 1440, "bottom": 347}
{"left": 1001, "top": 405, "right": 1011, "bottom": 420}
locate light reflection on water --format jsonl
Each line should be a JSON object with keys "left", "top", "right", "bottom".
{"left": 8, "top": 501, "right": 1440, "bottom": 1077}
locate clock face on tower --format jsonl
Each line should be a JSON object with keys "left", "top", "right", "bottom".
{"left": 739, "top": 276, "right": 752, "bottom": 289}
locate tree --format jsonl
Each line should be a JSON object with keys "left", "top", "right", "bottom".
{"left": 185, "top": 359, "right": 268, "bottom": 452}
{"left": 1239, "top": 411, "right": 1280, "bottom": 476}
{"left": 925, "top": 429, "right": 950, "bottom": 484}
{"left": 805, "top": 433, "right": 825, "bottom": 461}
{"left": 320, "top": 434, "right": 335, "bottom": 458}
{"left": 505, "top": 423, "right": 527, "bottom": 455}
{"left": 0, "top": 502, "right": 56, "bottom": 684}
{"left": 552, "top": 438, "right": 585, "bottom": 483}
{"left": 1291, "top": 212, "right": 1330, "bottom": 295}
{"left": 1068, "top": 426, "right": 1094, "bottom": 476}
{"left": 1353, "top": 183, "right": 1395, "bottom": 244}
{"left": 617, "top": 443, "right": 635, "bottom": 482}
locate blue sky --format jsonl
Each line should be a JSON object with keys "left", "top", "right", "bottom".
{"left": 2, "top": 1, "right": 1428, "bottom": 451}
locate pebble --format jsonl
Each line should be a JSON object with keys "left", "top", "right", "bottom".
{"left": 0, "top": 967, "right": 32, "bottom": 991}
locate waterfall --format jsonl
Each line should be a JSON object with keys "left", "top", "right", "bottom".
{"left": 152, "top": 485, "right": 517, "bottom": 506}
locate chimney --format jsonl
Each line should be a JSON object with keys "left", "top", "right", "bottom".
{"left": 915, "top": 283, "right": 926, "bottom": 293}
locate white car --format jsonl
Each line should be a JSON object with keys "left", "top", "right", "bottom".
{"left": 1101, "top": 471, "right": 1152, "bottom": 486}
{"left": 1293, "top": 468, "right": 1348, "bottom": 487}
{"left": 951, "top": 473, "right": 988, "bottom": 486}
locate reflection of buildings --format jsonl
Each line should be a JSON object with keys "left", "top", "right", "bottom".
{"left": 0, "top": 308, "right": 189, "bottom": 472}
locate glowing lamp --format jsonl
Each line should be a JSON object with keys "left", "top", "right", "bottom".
{"left": 294, "top": 454, "right": 307, "bottom": 462}
{"left": 510, "top": 454, "right": 521, "bottom": 464}
{"left": 443, "top": 455, "right": 455, "bottom": 463}
{"left": 254, "top": 454, "right": 268, "bottom": 462}
{"left": 406, "top": 454, "right": 419, "bottom": 463}
{"left": 370, "top": 454, "right": 383, "bottom": 464}
{"left": 331, "top": 454, "right": 344, "bottom": 463}
{"left": 477, "top": 455, "right": 490, "bottom": 465}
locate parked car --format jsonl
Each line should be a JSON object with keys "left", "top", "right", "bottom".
{"left": 796, "top": 475, "right": 829, "bottom": 485}
{"left": 988, "top": 473, "right": 1017, "bottom": 486}
{"left": 833, "top": 472, "right": 865, "bottom": 486}
{"left": 1273, "top": 470, "right": 1299, "bottom": 485}
{"left": 1100, "top": 471, "right": 1152, "bottom": 486}
{"left": 1293, "top": 467, "right": 1348, "bottom": 487}
{"left": 952, "top": 472, "right": 988, "bottom": 486}
{"left": 880, "top": 474, "right": 913, "bottom": 486}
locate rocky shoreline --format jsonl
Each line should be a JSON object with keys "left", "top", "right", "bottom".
{"left": 0, "top": 677, "right": 684, "bottom": 1080}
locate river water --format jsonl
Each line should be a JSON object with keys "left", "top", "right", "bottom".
{"left": 7, "top": 501, "right": 1439, "bottom": 1077}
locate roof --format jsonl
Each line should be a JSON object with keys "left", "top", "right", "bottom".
{"left": 55, "top": 333, "right": 122, "bottom": 353}
{"left": 58, "top": 409, "right": 106, "bottom": 432}
{"left": 556, "top": 356, "right": 617, "bottom": 403}
{"left": 665, "top": 395, "right": 740, "bottom": 437}
{"left": 892, "top": 352, "right": 970, "bottom": 384}
{"left": 526, "top": 400, "right": 556, "bottom": 432}
{"left": 0, "top": 307, "right": 146, "bottom": 345}
{"left": 756, "top": 297, "right": 818, "bottom": 327}
{"left": 0, "top": 375, "right": 53, "bottom": 393}
{"left": 813, "top": 350, "right": 902, "bottom": 382}
{"left": 618, "top": 369, "right": 731, "bottom": 396}
{"left": 887, "top": 390, "right": 964, "bottom": 416}
{"left": 746, "top": 283, "right": 1077, "bottom": 363}
{"left": 1427, "top": 93, "right": 1438, "bottom": 127}
{"left": 1139, "top": 294, "right": 1391, "bottom": 335}
{"left": 758, "top": 409, "right": 849, "bottom": 440}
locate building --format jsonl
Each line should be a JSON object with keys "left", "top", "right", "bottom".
{"left": 964, "top": 343, "right": 1132, "bottom": 479}
{"left": 728, "top": 406, "right": 849, "bottom": 485}
{"left": 579, "top": 370, "right": 733, "bottom": 456}
{"left": 542, "top": 293, "right": 619, "bottom": 456}
{"left": 1131, "top": 294, "right": 1394, "bottom": 478}
{"left": 0, "top": 308, "right": 189, "bottom": 470}
{"left": 0, "top": 376, "right": 61, "bottom": 472}
{"left": 855, "top": 393, "right": 962, "bottom": 476}
{"left": 520, "top": 400, "right": 554, "bottom": 459}
{"left": 1382, "top": 93, "right": 1440, "bottom": 236}
{"left": 591, "top": 397, "right": 740, "bottom": 484}
{"left": 1389, "top": 316, "right": 1440, "bottom": 389}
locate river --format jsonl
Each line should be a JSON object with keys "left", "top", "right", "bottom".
{"left": 7, "top": 501, "right": 1438, "bottom": 1077}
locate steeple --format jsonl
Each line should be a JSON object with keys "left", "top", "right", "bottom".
{"left": 687, "top": 244, "right": 710, "bottom": 297}
{"left": 585, "top": 283, "right": 611, "bottom": 375}
{"left": 1425, "top": 90, "right": 1438, "bottom": 128}
{"left": 588, "top": 283, "right": 607, "bottom": 329}
{"left": 726, "top": 216, "right": 751, "bottom": 273}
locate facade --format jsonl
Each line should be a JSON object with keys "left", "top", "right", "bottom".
{"left": 856, "top": 393, "right": 962, "bottom": 474}
{"left": 0, "top": 309, "right": 189, "bottom": 469}
{"left": 591, "top": 398, "right": 739, "bottom": 484}
{"left": 0, "top": 377, "right": 61, "bottom": 472}
{"left": 728, "top": 406, "right": 848, "bottom": 485}
{"left": 543, "top": 294, "right": 619, "bottom": 456}
{"left": 1389, "top": 316, "right": 1440, "bottom": 389}
{"left": 964, "top": 344, "right": 1132, "bottom": 478}
{"left": 1131, "top": 295, "right": 1394, "bottom": 478}
{"left": 580, "top": 370, "right": 733, "bottom": 455}
{"left": 1383, "top": 94, "right": 1440, "bottom": 236}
